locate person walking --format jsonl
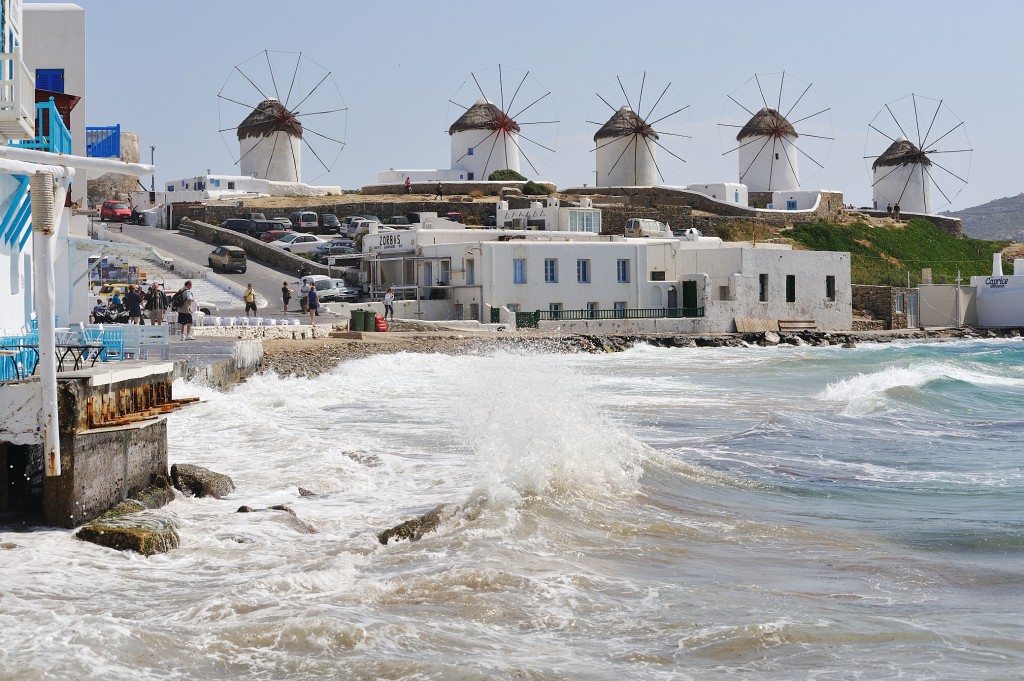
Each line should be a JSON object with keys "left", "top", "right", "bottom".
{"left": 243, "top": 283, "right": 258, "bottom": 318}
{"left": 282, "top": 281, "right": 292, "bottom": 313}
{"left": 404, "top": 177, "right": 412, "bottom": 194}
{"left": 307, "top": 284, "right": 319, "bottom": 326}
{"left": 125, "top": 285, "right": 144, "bottom": 324}
{"left": 145, "top": 283, "right": 166, "bottom": 325}
{"left": 299, "top": 279, "right": 311, "bottom": 314}
{"left": 176, "top": 280, "right": 195, "bottom": 340}
{"left": 886, "top": 203, "right": 892, "bottom": 217}
{"left": 435, "top": 182, "right": 444, "bottom": 200}
{"left": 383, "top": 286, "right": 395, "bottom": 321}
{"left": 893, "top": 203, "right": 901, "bottom": 221}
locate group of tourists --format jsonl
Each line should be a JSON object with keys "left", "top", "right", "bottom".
{"left": 886, "top": 203, "right": 902, "bottom": 221}
{"left": 90, "top": 283, "right": 169, "bottom": 325}
{"left": 280, "top": 280, "right": 320, "bottom": 325}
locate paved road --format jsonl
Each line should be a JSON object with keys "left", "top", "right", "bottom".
{"left": 107, "top": 221, "right": 318, "bottom": 318}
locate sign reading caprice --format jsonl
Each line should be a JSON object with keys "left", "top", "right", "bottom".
{"left": 985, "top": 277, "right": 1009, "bottom": 288}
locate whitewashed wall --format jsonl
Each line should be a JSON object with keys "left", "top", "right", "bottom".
{"left": 596, "top": 134, "right": 657, "bottom": 187}
{"left": 450, "top": 128, "right": 519, "bottom": 180}
{"left": 739, "top": 134, "right": 799, "bottom": 192}
{"left": 872, "top": 163, "right": 932, "bottom": 214}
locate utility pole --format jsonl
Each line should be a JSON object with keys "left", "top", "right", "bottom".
{"left": 150, "top": 146, "right": 155, "bottom": 192}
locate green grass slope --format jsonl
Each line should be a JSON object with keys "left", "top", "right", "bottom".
{"left": 786, "top": 218, "right": 1007, "bottom": 286}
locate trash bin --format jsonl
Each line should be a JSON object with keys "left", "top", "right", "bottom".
{"left": 361, "top": 309, "right": 376, "bottom": 332}
{"left": 349, "top": 309, "right": 365, "bottom": 332}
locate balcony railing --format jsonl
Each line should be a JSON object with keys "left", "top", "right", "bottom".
{"left": 515, "top": 306, "right": 705, "bottom": 328}
{"left": 9, "top": 97, "right": 71, "bottom": 154}
{"left": 86, "top": 125, "right": 121, "bottom": 158}
{"left": 0, "top": 49, "right": 37, "bottom": 142}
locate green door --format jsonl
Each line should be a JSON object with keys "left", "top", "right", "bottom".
{"left": 682, "top": 281, "right": 698, "bottom": 311}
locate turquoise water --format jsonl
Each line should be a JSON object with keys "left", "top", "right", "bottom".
{"left": 1, "top": 338, "right": 1022, "bottom": 679}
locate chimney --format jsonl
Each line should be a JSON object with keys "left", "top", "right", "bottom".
{"left": 992, "top": 253, "right": 1003, "bottom": 276}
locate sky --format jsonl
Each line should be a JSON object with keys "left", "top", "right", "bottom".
{"left": 45, "top": 0, "right": 1024, "bottom": 211}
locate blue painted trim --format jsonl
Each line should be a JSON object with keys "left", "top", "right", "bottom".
{"left": 0, "top": 175, "right": 30, "bottom": 245}
{"left": 7, "top": 190, "right": 32, "bottom": 247}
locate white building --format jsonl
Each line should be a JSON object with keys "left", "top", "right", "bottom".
{"left": 494, "top": 197, "right": 602, "bottom": 233}
{"left": 737, "top": 108, "right": 800, "bottom": 192}
{"left": 153, "top": 173, "right": 341, "bottom": 203}
{"left": 361, "top": 226, "right": 852, "bottom": 333}
{"left": 22, "top": 2, "right": 86, "bottom": 205}
{"left": 969, "top": 255, "right": 1024, "bottom": 328}
{"left": 682, "top": 182, "right": 749, "bottom": 206}
{"left": 595, "top": 106, "right": 657, "bottom": 187}
{"left": 770, "top": 189, "right": 822, "bottom": 211}
{"left": 237, "top": 99, "right": 302, "bottom": 183}
{"left": 872, "top": 138, "right": 932, "bottom": 214}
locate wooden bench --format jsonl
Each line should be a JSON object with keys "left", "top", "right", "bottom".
{"left": 778, "top": 319, "right": 818, "bottom": 331}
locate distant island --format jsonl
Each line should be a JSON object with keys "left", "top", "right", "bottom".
{"left": 943, "top": 193, "right": 1024, "bottom": 241}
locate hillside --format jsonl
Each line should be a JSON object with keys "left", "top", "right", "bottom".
{"left": 943, "top": 193, "right": 1024, "bottom": 241}
{"left": 785, "top": 218, "right": 1007, "bottom": 286}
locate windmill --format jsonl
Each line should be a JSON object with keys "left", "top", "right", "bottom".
{"left": 217, "top": 50, "right": 348, "bottom": 183}
{"left": 588, "top": 72, "right": 690, "bottom": 187}
{"left": 447, "top": 65, "right": 559, "bottom": 181}
{"left": 864, "top": 94, "right": 972, "bottom": 214}
{"left": 718, "top": 72, "right": 833, "bottom": 192}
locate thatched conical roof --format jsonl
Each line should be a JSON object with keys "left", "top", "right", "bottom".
{"left": 237, "top": 99, "right": 302, "bottom": 141}
{"left": 594, "top": 106, "right": 659, "bottom": 142}
{"left": 736, "top": 107, "right": 797, "bottom": 141}
{"left": 448, "top": 98, "right": 520, "bottom": 135}
{"left": 872, "top": 138, "right": 931, "bottom": 169}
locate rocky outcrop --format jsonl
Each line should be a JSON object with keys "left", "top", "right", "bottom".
{"left": 75, "top": 479, "right": 179, "bottom": 556}
{"left": 378, "top": 503, "right": 463, "bottom": 545}
{"left": 236, "top": 503, "right": 316, "bottom": 533}
{"left": 171, "top": 463, "right": 235, "bottom": 499}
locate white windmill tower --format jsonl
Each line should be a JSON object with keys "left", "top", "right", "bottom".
{"left": 449, "top": 99, "right": 521, "bottom": 181}
{"left": 865, "top": 94, "right": 972, "bottom": 215}
{"left": 719, "top": 72, "right": 833, "bottom": 193}
{"left": 590, "top": 73, "right": 690, "bottom": 187}
{"left": 447, "top": 65, "right": 559, "bottom": 180}
{"left": 218, "top": 51, "right": 348, "bottom": 183}
{"left": 237, "top": 99, "right": 303, "bottom": 182}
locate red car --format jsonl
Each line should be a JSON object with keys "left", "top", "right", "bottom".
{"left": 260, "top": 229, "right": 296, "bottom": 243}
{"left": 100, "top": 200, "right": 131, "bottom": 222}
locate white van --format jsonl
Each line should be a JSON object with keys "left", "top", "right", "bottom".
{"left": 291, "top": 211, "right": 319, "bottom": 233}
{"left": 624, "top": 218, "right": 672, "bottom": 238}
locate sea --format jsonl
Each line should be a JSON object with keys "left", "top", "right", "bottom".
{"left": 2, "top": 338, "right": 1023, "bottom": 680}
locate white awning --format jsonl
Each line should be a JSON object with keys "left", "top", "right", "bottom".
{"left": 66, "top": 235, "right": 173, "bottom": 265}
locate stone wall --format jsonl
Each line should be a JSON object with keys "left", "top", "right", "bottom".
{"left": 852, "top": 284, "right": 914, "bottom": 330}
{"left": 360, "top": 181, "right": 553, "bottom": 196}
{"left": 181, "top": 219, "right": 331, "bottom": 276}
{"left": 857, "top": 210, "right": 963, "bottom": 238}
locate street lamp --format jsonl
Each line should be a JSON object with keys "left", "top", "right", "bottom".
{"left": 150, "top": 145, "right": 155, "bottom": 192}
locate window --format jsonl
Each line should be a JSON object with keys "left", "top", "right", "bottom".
{"left": 548, "top": 303, "right": 562, "bottom": 319}
{"left": 513, "top": 259, "right": 526, "bottom": 284}
{"left": 36, "top": 68, "right": 64, "bottom": 93}
{"left": 786, "top": 200, "right": 798, "bottom": 210}
{"left": 577, "top": 259, "right": 591, "bottom": 283}
{"left": 650, "top": 271, "right": 666, "bottom": 281}
{"left": 826, "top": 275, "right": 836, "bottom": 302}
{"left": 466, "top": 259, "right": 475, "bottom": 285}
{"left": 614, "top": 301, "right": 627, "bottom": 318}
{"left": 166, "top": 185, "right": 174, "bottom": 192}
{"left": 775, "top": 152, "right": 779, "bottom": 160}
{"left": 718, "top": 285, "right": 731, "bottom": 301}
{"left": 759, "top": 274, "right": 769, "bottom": 302}
{"left": 894, "top": 294, "right": 905, "bottom": 313}
{"left": 568, "top": 210, "right": 601, "bottom": 233}
{"left": 544, "top": 258, "right": 558, "bottom": 283}
{"left": 617, "top": 259, "right": 630, "bottom": 283}
{"left": 587, "top": 302, "right": 599, "bottom": 318}
{"left": 467, "top": 147, "right": 474, "bottom": 156}
{"left": 786, "top": 275, "right": 796, "bottom": 303}
{"left": 227, "top": 181, "right": 235, "bottom": 190}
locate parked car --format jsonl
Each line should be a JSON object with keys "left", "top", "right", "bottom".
{"left": 267, "top": 217, "right": 292, "bottom": 228}
{"left": 238, "top": 212, "right": 265, "bottom": 221}
{"left": 164, "top": 290, "right": 220, "bottom": 317}
{"left": 383, "top": 215, "right": 411, "bottom": 227}
{"left": 100, "top": 200, "right": 131, "bottom": 222}
{"left": 445, "top": 212, "right": 465, "bottom": 224}
{"left": 483, "top": 214, "right": 498, "bottom": 227}
{"left": 319, "top": 214, "right": 342, "bottom": 235}
{"left": 208, "top": 246, "right": 247, "bottom": 273}
{"left": 319, "top": 278, "right": 361, "bottom": 303}
{"left": 220, "top": 218, "right": 257, "bottom": 234}
{"left": 290, "top": 210, "right": 319, "bottom": 233}
{"left": 269, "top": 232, "right": 328, "bottom": 253}
{"left": 260, "top": 229, "right": 295, "bottom": 243}
{"left": 326, "top": 237, "right": 355, "bottom": 248}
{"left": 311, "top": 244, "right": 359, "bottom": 265}
{"left": 361, "top": 214, "right": 380, "bottom": 224}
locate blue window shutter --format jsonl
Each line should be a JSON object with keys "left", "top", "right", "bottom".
{"left": 36, "top": 68, "right": 65, "bottom": 93}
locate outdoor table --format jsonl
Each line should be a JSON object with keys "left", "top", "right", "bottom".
{"left": 0, "top": 344, "right": 40, "bottom": 380}
{"left": 55, "top": 343, "right": 105, "bottom": 371}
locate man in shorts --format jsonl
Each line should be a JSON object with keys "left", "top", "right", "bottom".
{"left": 243, "top": 283, "right": 257, "bottom": 318}
{"left": 177, "top": 280, "right": 195, "bottom": 340}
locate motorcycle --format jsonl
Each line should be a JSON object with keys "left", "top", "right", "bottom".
{"left": 90, "top": 307, "right": 130, "bottom": 324}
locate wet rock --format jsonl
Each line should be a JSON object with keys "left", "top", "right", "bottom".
{"left": 298, "top": 487, "right": 317, "bottom": 497}
{"left": 76, "top": 514, "right": 180, "bottom": 556}
{"left": 0, "top": 542, "right": 19, "bottom": 550}
{"left": 762, "top": 331, "right": 781, "bottom": 346}
{"left": 378, "top": 503, "right": 462, "bottom": 545}
{"left": 269, "top": 504, "right": 295, "bottom": 515}
{"left": 171, "top": 463, "right": 235, "bottom": 499}
{"left": 236, "top": 505, "right": 255, "bottom": 513}
{"left": 842, "top": 340, "right": 857, "bottom": 349}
